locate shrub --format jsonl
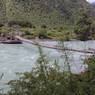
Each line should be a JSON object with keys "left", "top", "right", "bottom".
{"left": 74, "top": 9, "right": 94, "bottom": 41}
{"left": 0, "top": 23, "right": 4, "bottom": 27}
{"left": 8, "top": 21, "right": 32, "bottom": 28}
{"left": 41, "top": 25, "right": 47, "bottom": 29}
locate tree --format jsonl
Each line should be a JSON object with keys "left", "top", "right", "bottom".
{"left": 38, "top": 25, "right": 48, "bottom": 39}
{"left": 90, "top": 21, "right": 95, "bottom": 39}
{"left": 74, "top": 9, "right": 94, "bottom": 41}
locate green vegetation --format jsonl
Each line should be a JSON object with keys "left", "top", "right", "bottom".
{"left": 0, "top": 0, "right": 95, "bottom": 27}
{"left": 0, "top": 0, "right": 94, "bottom": 41}
{"left": 0, "top": 25, "right": 75, "bottom": 40}
{"left": 74, "top": 9, "right": 95, "bottom": 40}
{"left": 0, "top": 0, "right": 95, "bottom": 94}
{"left": 8, "top": 21, "right": 32, "bottom": 28}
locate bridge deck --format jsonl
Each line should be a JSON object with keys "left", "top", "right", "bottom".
{"left": 15, "top": 36, "right": 95, "bottom": 54}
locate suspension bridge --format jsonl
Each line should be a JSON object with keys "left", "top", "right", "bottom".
{"left": 15, "top": 36, "right": 95, "bottom": 54}
{"left": 0, "top": 26, "right": 95, "bottom": 54}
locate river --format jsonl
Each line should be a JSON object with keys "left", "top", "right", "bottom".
{"left": 0, "top": 40, "right": 95, "bottom": 92}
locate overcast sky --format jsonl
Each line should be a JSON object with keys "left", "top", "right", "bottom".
{"left": 86, "top": 0, "right": 95, "bottom": 3}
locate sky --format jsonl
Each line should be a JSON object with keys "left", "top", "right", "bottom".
{"left": 86, "top": 0, "right": 95, "bottom": 3}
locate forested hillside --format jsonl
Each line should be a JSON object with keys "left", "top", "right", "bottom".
{"left": 0, "top": 0, "right": 95, "bottom": 27}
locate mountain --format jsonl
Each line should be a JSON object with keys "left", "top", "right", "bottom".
{"left": 0, "top": 0, "right": 95, "bottom": 27}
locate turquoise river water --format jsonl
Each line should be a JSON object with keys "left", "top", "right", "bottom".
{"left": 0, "top": 40, "right": 95, "bottom": 92}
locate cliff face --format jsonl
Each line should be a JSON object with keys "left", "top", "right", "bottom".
{"left": 0, "top": 0, "right": 95, "bottom": 27}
